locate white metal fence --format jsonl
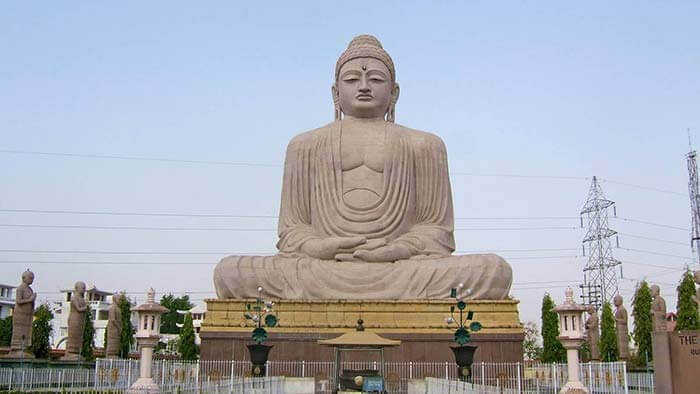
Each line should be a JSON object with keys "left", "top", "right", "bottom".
{"left": 0, "top": 359, "right": 652, "bottom": 393}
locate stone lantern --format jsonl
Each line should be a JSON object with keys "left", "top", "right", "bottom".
{"left": 554, "top": 288, "right": 589, "bottom": 394}
{"left": 127, "top": 288, "right": 168, "bottom": 394}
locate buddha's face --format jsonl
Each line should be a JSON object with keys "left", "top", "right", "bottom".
{"left": 613, "top": 295, "right": 622, "bottom": 307}
{"left": 75, "top": 281, "right": 86, "bottom": 295}
{"left": 336, "top": 57, "right": 396, "bottom": 119}
{"left": 22, "top": 271, "right": 34, "bottom": 285}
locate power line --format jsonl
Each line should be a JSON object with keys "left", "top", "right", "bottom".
{"left": 0, "top": 208, "right": 581, "bottom": 222}
{"left": 0, "top": 223, "right": 580, "bottom": 231}
{"left": 3, "top": 148, "right": 687, "bottom": 197}
{"left": 0, "top": 208, "right": 277, "bottom": 219}
{"left": 614, "top": 217, "right": 688, "bottom": 232}
{"left": 599, "top": 178, "right": 685, "bottom": 197}
{"left": 0, "top": 255, "right": 585, "bottom": 266}
{"left": 617, "top": 232, "right": 689, "bottom": 246}
{"left": 0, "top": 247, "right": 580, "bottom": 255}
{"left": 619, "top": 247, "right": 693, "bottom": 261}
{"left": 0, "top": 224, "right": 276, "bottom": 231}
{"left": 0, "top": 149, "right": 281, "bottom": 167}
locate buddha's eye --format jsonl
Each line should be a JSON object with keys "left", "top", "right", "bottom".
{"left": 343, "top": 77, "right": 359, "bottom": 83}
{"left": 369, "top": 77, "right": 385, "bottom": 82}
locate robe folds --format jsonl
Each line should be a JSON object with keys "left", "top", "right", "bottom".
{"left": 214, "top": 121, "right": 512, "bottom": 300}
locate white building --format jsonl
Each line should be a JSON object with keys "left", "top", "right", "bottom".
{"left": 176, "top": 304, "right": 207, "bottom": 345}
{"left": 51, "top": 285, "right": 113, "bottom": 349}
{"left": 0, "top": 284, "right": 16, "bottom": 319}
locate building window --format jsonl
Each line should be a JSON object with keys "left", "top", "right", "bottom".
{"left": 66, "top": 292, "right": 72, "bottom": 302}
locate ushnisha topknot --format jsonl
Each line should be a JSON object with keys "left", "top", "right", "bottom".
{"left": 335, "top": 34, "right": 396, "bottom": 82}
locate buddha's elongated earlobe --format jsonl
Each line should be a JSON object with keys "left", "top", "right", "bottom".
{"left": 331, "top": 84, "right": 341, "bottom": 120}
{"left": 387, "top": 82, "right": 400, "bottom": 123}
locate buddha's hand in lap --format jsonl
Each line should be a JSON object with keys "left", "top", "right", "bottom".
{"left": 352, "top": 242, "right": 412, "bottom": 262}
{"left": 300, "top": 236, "right": 367, "bottom": 260}
{"left": 334, "top": 238, "right": 388, "bottom": 261}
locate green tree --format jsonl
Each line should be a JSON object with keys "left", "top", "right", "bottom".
{"left": 676, "top": 269, "right": 700, "bottom": 330}
{"left": 178, "top": 312, "right": 198, "bottom": 360}
{"left": 159, "top": 294, "right": 193, "bottom": 334}
{"left": 0, "top": 316, "right": 12, "bottom": 346}
{"left": 523, "top": 321, "right": 543, "bottom": 360}
{"left": 81, "top": 309, "right": 95, "bottom": 361}
{"left": 600, "top": 302, "right": 618, "bottom": 362}
{"left": 30, "top": 304, "right": 53, "bottom": 359}
{"left": 541, "top": 293, "right": 566, "bottom": 363}
{"left": 631, "top": 281, "right": 653, "bottom": 365}
{"left": 119, "top": 293, "right": 135, "bottom": 358}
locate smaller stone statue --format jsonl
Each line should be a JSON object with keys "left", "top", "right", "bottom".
{"left": 613, "top": 295, "right": 630, "bottom": 360}
{"left": 6, "top": 270, "right": 36, "bottom": 358}
{"left": 62, "top": 281, "right": 88, "bottom": 361}
{"left": 585, "top": 305, "right": 600, "bottom": 361}
{"left": 693, "top": 270, "right": 700, "bottom": 317}
{"left": 105, "top": 292, "right": 123, "bottom": 358}
{"left": 651, "top": 285, "right": 667, "bottom": 332}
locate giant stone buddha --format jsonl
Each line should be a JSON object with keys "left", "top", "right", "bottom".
{"left": 214, "top": 35, "right": 512, "bottom": 300}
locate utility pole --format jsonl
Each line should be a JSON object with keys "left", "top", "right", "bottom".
{"left": 579, "top": 176, "right": 621, "bottom": 309}
{"left": 686, "top": 132, "right": 700, "bottom": 266}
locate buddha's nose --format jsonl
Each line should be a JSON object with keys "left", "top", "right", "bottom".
{"left": 359, "top": 77, "right": 370, "bottom": 92}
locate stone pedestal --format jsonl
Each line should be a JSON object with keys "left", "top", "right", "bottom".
{"left": 127, "top": 337, "right": 160, "bottom": 394}
{"left": 652, "top": 331, "right": 672, "bottom": 394}
{"left": 653, "top": 330, "right": 700, "bottom": 394}
{"left": 201, "top": 298, "right": 523, "bottom": 363}
{"left": 559, "top": 342, "right": 588, "bottom": 394}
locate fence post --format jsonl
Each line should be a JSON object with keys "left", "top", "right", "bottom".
{"left": 623, "top": 361, "right": 629, "bottom": 394}
{"left": 302, "top": 360, "right": 305, "bottom": 377}
{"left": 481, "top": 362, "right": 485, "bottom": 386}
{"left": 552, "top": 363, "right": 557, "bottom": 393}
{"left": 234, "top": 360, "right": 236, "bottom": 393}
{"left": 444, "top": 362, "right": 448, "bottom": 380}
{"left": 409, "top": 361, "right": 413, "bottom": 380}
{"left": 8, "top": 368, "right": 12, "bottom": 392}
{"left": 516, "top": 362, "right": 521, "bottom": 394}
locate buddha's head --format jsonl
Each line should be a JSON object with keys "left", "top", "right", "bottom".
{"left": 21, "top": 270, "right": 34, "bottom": 285}
{"left": 613, "top": 294, "right": 623, "bottom": 307}
{"left": 650, "top": 285, "right": 660, "bottom": 297}
{"left": 112, "top": 292, "right": 122, "bottom": 305}
{"left": 333, "top": 35, "right": 400, "bottom": 122}
{"left": 75, "top": 281, "right": 86, "bottom": 296}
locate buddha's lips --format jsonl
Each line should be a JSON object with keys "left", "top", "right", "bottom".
{"left": 356, "top": 94, "right": 373, "bottom": 100}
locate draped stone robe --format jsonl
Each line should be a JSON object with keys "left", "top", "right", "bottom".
{"left": 214, "top": 121, "right": 512, "bottom": 300}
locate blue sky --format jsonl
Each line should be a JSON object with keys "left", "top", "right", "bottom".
{"left": 1, "top": 2, "right": 699, "bottom": 328}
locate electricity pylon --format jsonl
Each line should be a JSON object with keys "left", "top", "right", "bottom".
{"left": 579, "top": 176, "right": 621, "bottom": 309}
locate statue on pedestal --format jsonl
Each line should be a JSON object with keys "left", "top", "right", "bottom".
{"left": 613, "top": 295, "right": 629, "bottom": 360}
{"left": 585, "top": 306, "right": 600, "bottom": 361}
{"left": 213, "top": 35, "right": 512, "bottom": 300}
{"left": 651, "top": 285, "right": 667, "bottom": 332}
{"left": 6, "top": 270, "right": 36, "bottom": 358}
{"left": 105, "top": 292, "right": 123, "bottom": 358}
{"left": 62, "top": 281, "right": 87, "bottom": 361}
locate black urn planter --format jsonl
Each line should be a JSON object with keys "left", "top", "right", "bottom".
{"left": 450, "top": 344, "right": 478, "bottom": 382}
{"left": 247, "top": 344, "right": 273, "bottom": 377}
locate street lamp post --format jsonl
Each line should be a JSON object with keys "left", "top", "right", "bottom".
{"left": 554, "top": 288, "right": 590, "bottom": 394}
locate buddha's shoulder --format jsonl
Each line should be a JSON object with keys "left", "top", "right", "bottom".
{"left": 392, "top": 123, "right": 447, "bottom": 150}
{"left": 286, "top": 122, "right": 336, "bottom": 148}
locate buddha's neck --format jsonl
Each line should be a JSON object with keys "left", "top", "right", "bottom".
{"left": 342, "top": 115, "right": 387, "bottom": 123}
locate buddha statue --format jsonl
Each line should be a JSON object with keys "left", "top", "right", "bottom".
{"left": 214, "top": 35, "right": 512, "bottom": 300}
